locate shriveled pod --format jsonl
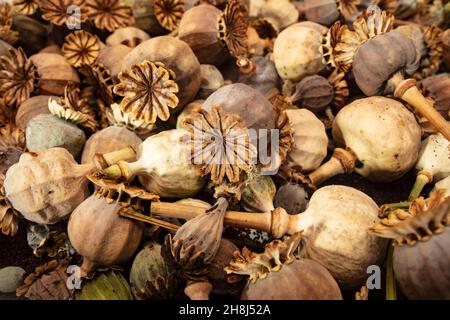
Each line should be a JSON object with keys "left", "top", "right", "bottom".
{"left": 420, "top": 74, "right": 450, "bottom": 121}
{"left": 101, "top": 129, "right": 206, "bottom": 198}
{"left": 121, "top": 36, "right": 201, "bottom": 110}
{"left": 106, "top": 27, "right": 151, "bottom": 48}
{"left": 68, "top": 195, "right": 144, "bottom": 275}
{"left": 311, "top": 96, "right": 422, "bottom": 184}
{"left": 273, "top": 22, "right": 327, "bottom": 81}
{"left": 442, "top": 29, "right": 450, "bottom": 70}
{"left": 257, "top": 0, "right": 299, "bottom": 32}
{"left": 408, "top": 133, "right": 450, "bottom": 201}
{"left": 29, "top": 53, "right": 80, "bottom": 96}
{"left": 369, "top": 191, "right": 450, "bottom": 299}
{"left": 130, "top": 243, "right": 180, "bottom": 299}
{"left": 282, "top": 108, "right": 328, "bottom": 173}
{"left": 237, "top": 56, "right": 281, "bottom": 95}
{"left": 198, "top": 64, "right": 225, "bottom": 99}
{"left": 287, "top": 75, "right": 334, "bottom": 113}
{"left": 75, "top": 271, "right": 134, "bottom": 300}
{"left": 274, "top": 182, "right": 309, "bottom": 215}
{"left": 97, "top": 45, "right": 132, "bottom": 79}
{"left": 225, "top": 233, "right": 343, "bottom": 299}
{"left": 178, "top": 4, "right": 228, "bottom": 66}
{"left": 303, "top": 0, "right": 340, "bottom": 26}
{"left": 81, "top": 126, "right": 142, "bottom": 165}
{"left": 3, "top": 148, "right": 92, "bottom": 224}
{"left": 240, "top": 175, "right": 276, "bottom": 213}
{"left": 11, "top": 15, "right": 47, "bottom": 55}
{"left": 26, "top": 114, "right": 86, "bottom": 158}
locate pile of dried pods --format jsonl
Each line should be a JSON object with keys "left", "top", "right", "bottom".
{"left": 0, "top": 0, "right": 449, "bottom": 301}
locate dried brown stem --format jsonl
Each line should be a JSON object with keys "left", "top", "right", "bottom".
{"left": 308, "top": 148, "right": 357, "bottom": 186}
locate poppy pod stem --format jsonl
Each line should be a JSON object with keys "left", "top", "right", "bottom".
{"left": 94, "top": 146, "right": 136, "bottom": 170}
{"left": 408, "top": 170, "right": 433, "bottom": 201}
{"left": 80, "top": 258, "right": 98, "bottom": 278}
{"left": 308, "top": 148, "right": 357, "bottom": 186}
{"left": 236, "top": 57, "right": 256, "bottom": 76}
{"left": 386, "top": 244, "right": 397, "bottom": 300}
{"left": 390, "top": 73, "right": 450, "bottom": 141}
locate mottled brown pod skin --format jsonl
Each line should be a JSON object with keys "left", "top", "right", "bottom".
{"left": 30, "top": 53, "right": 80, "bottom": 96}
{"left": 291, "top": 75, "right": 334, "bottom": 112}
{"left": 11, "top": 15, "right": 48, "bottom": 55}
{"left": 122, "top": 36, "right": 201, "bottom": 109}
{"left": 178, "top": 5, "right": 228, "bottom": 66}
{"left": 303, "top": 0, "right": 340, "bottom": 26}
{"left": 68, "top": 195, "right": 144, "bottom": 273}
{"left": 81, "top": 126, "right": 142, "bottom": 164}
{"left": 442, "top": 30, "right": 450, "bottom": 70}
{"left": 208, "top": 239, "right": 239, "bottom": 295}
{"left": 394, "top": 229, "right": 450, "bottom": 299}
{"left": 241, "top": 259, "right": 342, "bottom": 300}
{"left": 97, "top": 45, "right": 133, "bottom": 79}
{"left": 15, "top": 96, "right": 54, "bottom": 130}
{"left": 352, "top": 32, "right": 419, "bottom": 96}
{"left": 420, "top": 74, "right": 450, "bottom": 120}
{"left": 0, "top": 39, "right": 12, "bottom": 57}
{"left": 237, "top": 56, "right": 281, "bottom": 95}
{"left": 106, "top": 27, "right": 151, "bottom": 48}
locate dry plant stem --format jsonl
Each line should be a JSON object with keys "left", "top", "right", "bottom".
{"left": 94, "top": 146, "right": 136, "bottom": 170}
{"left": 308, "top": 148, "right": 357, "bottom": 186}
{"left": 408, "top": 171, "right": 433, "bottom": 202}
{"left": 386, "top": 244, "right": 397, "bottom": 300}
{"left": 118, "top": 209, "right": 179, "bottom": 232}
{"left": 184, "top": 281, "right": 213, "bottom": 300}
{"left": 80, "top": 258, "right": 98, "bottom": 278}
{"left": 236, "top": 57, "right": 256, "bottom": 76}
{"left": 390, "top": 73, "right": 450, "bottom": 141}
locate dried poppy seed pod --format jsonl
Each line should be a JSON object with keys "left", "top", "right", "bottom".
{"left": 130, "top": 243, "right": 179, "bottom": 300}
{"left": 0, "top": 39, "right": 11, "bottom": 57}
{"left": 106, "top": 26, "right": 151, "bottom": 48}
{"left": 273, "top": 22, "right": 327, "bottom": 82}
{"left": 101, "top": 129, "right": 206, "bottom": 198}
{"left": 283, "top": 108, "right": 328, "bottom": 173}
{"left": 442, "top": 29, "right": 450, "bottom": 70}
{"left": 26, "top": 114, "right": 87, "bottom": 158}
{"left": 176, "top": 99, "right": 204, "bottom": 129}
{"left": 81, "top": 126, "right": 142, "bottom": 165}
{"left": 0, "top": 125, "right": 25, "bottom": 176}
{"left": 75, "top": 271, "right": 134, "bottom": 300}
{"left": 178, "top": 4, "right": 228, "bottom": 66}
{"left": 370, "top": 191, "right": 450, "bottom": 299}
{"left": 198, "top": 64, "right": 225, "bottom": 99}
{"left": 30, "top": 53, "right": 80, "bottom": 96}
{"left": 97, "top": 45, "right": 132, "bottom": 79}
{"left": 237, "top": 56, "right": 281, "bottom": 95}
{"left": 68, "top": 195, "right": 144, "bottom": 276}
{"left": 274, "top": 182, "right": 309, "bottom": 215}
{"left": 394, "top": 25, "right": 427, "bottom": 59}
{"left": 11, "top": 14, "right": 48, "bottom": 56}
{"left": 225, "top": 233, "right": 342, "bottom": 299}
{"left": 240, "top": 175, "right": 276, "bottom": 213}
{"left": 331, "top": 96, "right": 422, "bottom": 182}
{"left": 257, "top": 0, "right": 299, "bottom": 32}
{"left": 3, "top": 148, "right": 92, "bottom": 224}
{"left": 303, "top": 0, "right": 340, "bottom": 26}
{"left": 15, "top": 96, "right": 53, "bottom": 130}
{"left": 289, "top": 75, "right": 334, "bottom": 112}
{"left": 122, "top": 36, "right": 201, "bottom": 110}
{"left": 420, "top": 74, "right": 450, "bottom": 120}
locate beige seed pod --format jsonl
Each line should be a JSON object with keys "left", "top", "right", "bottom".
{"left": 97, "top": 45, "right": 132, "bottom": 79}
{"left": 106, "top": 26, "right": 151, "bottom": 48}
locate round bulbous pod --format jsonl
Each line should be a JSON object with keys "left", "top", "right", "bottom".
{"left": 29, "top": 53, "right": 80, "bottom": 96}
{"left": 226, "top": 233, "right": 343, "bottom": 299}
{"left": 26, "top": 114, "right": 86, "bottom": 158}
{"left": 332, "top": 96, "right": 422, "bottom": 182}
{"left": 240, "top": 175, "right": 276, "bottom": 212}
{"left": 237, "top": 56, "right": 281, "bottom": 95}
{"left": 416, "top": 133, "right": 450, "bottom": 182}
{"left": 274, "top": 182, "right": 309, "bottom": 215}
{"left": 298, "top": 185, "right": 388, "bottom": 289}
{"left": 68, "top": 195, "right": 144, "bottom": 273}
{"left": 352, "top": 31, "right": 419, "bottom": 96}
{"left": 106, "top": 27, "right": 151, "bottom": 48}
{"left": 4, "top": 148, "right": 92, "bottom": 224}
{"left": 284, "top": 108, "right": 328, "bottom": 172}
{"left": 303, "top": 0, "right": 340, "bottom": 26}
{"left": 81, "top": 126, "right": 142, "bottom": 164}
{"left": 75, "top": 271, "right": 134, "bottom": 300}
{"left": 273, "top": 22, "right": 327, "bottom": 82}
{"left": 130, "top": 243, "right": 175, "bottom": 299}
{"left": 39, "top": 44, "right": 62, "bottom": 55}
{"left": 434, "top": 175, "right": 450, "bottom": 197}
{"left": 420, "top": 74, "right": 450, "bottom": 120}
{"left": 208, "top": 239, "right": 240, "bottom": 296}
{"left": 257, "top": 0, "right": 299, "bottom": 32}
{"left": 394, "top": 25, "right": 427, "bottom": 59}
{"left": 202, "top": 83, "right": 277, "bottom": 133}
{"left": 178, "top": 4, "right": 227, "bottom": 66}
{"left": 11, "top": 14, "right": 48, "bottom": 55}
{"left": 122, "top": 36, "right": 201, "bottom": 109}
{"left": 15, "top": 96, "right": 53, "bottom": 130}
{"left": 0, "top": 39, "right": 12, "bottom": 57}
{"left": 290, "top": 75, "right": 334, "bottom": 112}
{"left": 198, "top": 64, "right": 225, "bottom": 99}
{"left": 97, "top": 45, "right": 132, "bottom": 79}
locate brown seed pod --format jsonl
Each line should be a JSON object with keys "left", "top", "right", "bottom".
{"left": 256, "top": 0, "right": 299, "bottom": 32}
{"left": 225, "top": 233, "right": 343, "bottom": 299}
{"left": 61, "top": 30, "right": 101, "bottom": 68}
{"left": 154, "top": 0, "right": 185, "bottom": 31}
{"left": 78, "top": 63, "right": 114, "bottom": 107}
{"left": 15, "top": 96, "right": 54, "bottom": 130}
{"left": 289, "top": 75, "right": 334, "bottom": 112}
{"left": 81, "top": 126, "right": 142, "bottom": 165}
{"left": 106, "top": 27, "right": 151, "bottom": 48}
{"left": 122, "top": 36, "right": 201, "bottom": 110}
{"left": 240, "top": 175, "right": 276, "bottom": 213}
{"left": 370, "top": 191, "right": 450, "bottom": 299}
{"left": 237, "top": 56, "right": 280, "bottom": 95}
{"left": 16, "top": 259, "right": 72, "bottom": 300}
{"left": 0, "top": 172, "right": 21, "bottom": 236}
{"left": 420, "top": 74, "right": 450, "bottom": 121}
{"left": 303, "top": 0, "right": 340, "bottom": 26}
{"left": 198, "top": 64, "right": 225, "bottom": 99}
{"left": 0, "top": 39, "right": 11, "bottom": 57}
{"left": 442, "top": 29, "right": 450, "bottom": 70}
{"left": 68, "top": 190, "right": 149, "bottom": 275}
{"left": 30, "top": 53, "right": 80, "bottom": 96}
{"left": 85, "top": 0, "right": 135, "bottom": 32}
{"left": 11, "top": 14, "right": 48, "bottom": 56}
{"left": 3, "top": 148, "right": 92, "bottom": 224}
{"left": 122, "top": 0, "right": 166, "bottom": 35}
{"left": 178, "top": 4, "right": 228, "bottom": 66}
{"left": 97, "top": 45, "right": 132, "bottom": 79}
{"left": 0, "top": 124, "right": 25, "bottom": 176}
{"left": 274, "top": 182, "right": 309, "bottom": 215}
